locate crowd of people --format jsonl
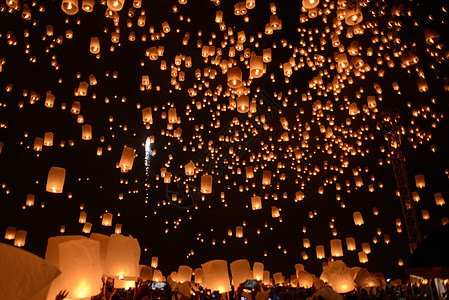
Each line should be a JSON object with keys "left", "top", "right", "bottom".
{"left": 53, "top": 277, "right": 447, "bottom": 300}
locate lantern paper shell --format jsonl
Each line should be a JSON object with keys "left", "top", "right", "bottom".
{"left": 330, "top": 239, "right": 343, "bottom": 257}
{"left": 346, "top": 237, "right": 356, "bottom": 251}
{"left": 152, "top": 269, "right": 163, "bottom": 282}
{"left": 230, "top": 259, "right": 252, "bottom": 288}
{"left": 104, "top": 234, "right": 140, "bottom": 279}
{"left": 139, "top": 265, "right": 154, "bottom": 282}
{"left": 302, "top": 0, "right": 319, "bottom": 9}
{"left": 46, "top": 167, "right": 66, "bottom": 193}
{"left": 151, "top": 256, "right": 158, "bottom": 268}
{"left": 5, "top": 226, "right": 16, "bottom": 240}
{"left": 177, "top": 265, "right": 192, "bottom": 283}
{"left": 119, "top": 146, "right": 136, "bottom": 173}
{"left": 227, "top": 67, "right": 243, "bottom": 89}
{"left": 316, "top": 245, "right": 325, "bottom": 259}
{"left": 201, "top": 259, "right": 231, "bottom": 293}
{"left": 253, "top": 262, "right": 264, "bottom": 281}
{"left": 296, "top": 270, "right": 314, "bottom": 288}
{"left": 61, "top": 0, "right": 79, "bottom": 15}
{"left": 353, "top": 211, "right": 364, "bottom": 226}
{"left": 251, "top": 196, "right": 262, "bottom": 210}
{"left": 250, "top": 55, "right": 264, "bottom": 78}
{"left": 107, "top": 0, "right": 125, "bottom": 11}
{"left": 14, "top": 230, "right": 27, "bottom": 247}
{"left": 236, "top": 95, "right": 250, "bottom": 113}
{"left": 201, "top": 174, "right": 213, "bottom": 194}
{"left": 184, "top": 161, "right": 196, "bottom": 176}
{"left": 102, "top": 213, "right": 113, "bottom": 226}
{"left": 82, "top": 124, "right": 92, "bottom": 140}
{"left": 273, "top": 272, "right": 284, "bottom": 285}
{"left": 0, "top": 243, "right": 61, "bottom": 300}
{"left": 415, "top": 174, "right": 425, "bottom": 188}
{"left": 262, "top": 170, "right": 272, "bottom": 185}
{"left": 194, "top": 267, "right": 205, "bottom": 284}
{"left": 57, "top": 239, "right": 103, "bottom": 299}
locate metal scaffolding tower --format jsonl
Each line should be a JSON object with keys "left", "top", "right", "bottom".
{"left": 381, "top": 109, "right": 422, "bottom": 253}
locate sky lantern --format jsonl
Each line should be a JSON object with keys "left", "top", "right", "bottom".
{"left": 315, "top": 245, "right": 325, "bottom": 259}
{"left": 353, "top": 211, "right": 364, "bottom": 226}
{"left": 361, "top": 243, "right": 371, "bottom": 254}
{"left": 142, "top": 107, "right": 153, "bottom": 124}
{"left": 79, "top": 211, "right": 87, "bottom": 223}
{"left": 434, "top": 193, "right": 445, "bottom": 206}
{"left": 415, "top": 174, "right": 425, "bottom": 188}
{"left": 82, "top": 0, "right": 95, "bottom": 12}
{"left": 230, "top": 259, "right": 252, "bottom": 288}
{"left": 4, "top": 227, "right": 16, "bottom": 240}
{"left": 273, "top": 272, "right": 284, "bottom": 285}
{"left": 358, "top": 251, "right": 368, "bottom": 263}
{"left": 330, "top": 239, "right": 343, "bottom": 257}
{"left": 44, "top": 132, "right": 54, "bottom": 147}
{"left": 201, "top": 174, "right": 213, "bottom": 194}
{"left": 57, "top": 239, "right": 103, "bottom": 299}
{"left": 194, "top": 267, "right": 205, "bottom": 285}
{"left": 227, "top": 67, "right": 243, "bottom": 89}
{"left": 82, "top": 124, "right": 92, "bottom": 140}
{"left": 102, "top": 213, "right": 113, "bottom": 226}
{"left": 184, "top": 160, "right": 196, "bottom": 176}
{"left": 115, "top": 224, "right": 122, "bottom": 234}
{"left": 237, "top": 95, "right": 249, "bottom": 113}
{"left": 82, "top": 222, "right": 92, "bottom": 234}
{"left": 303, "top": 238, "right": 310, "bottom": 248}
{"left": 61, "top": 0, "right": 79, "bottom": 15}
{"left": 151, "top": 257, "right": 158, "bottom": 268}
{"left": 152, "top": 269, "right": 163, "bottom": 282}
{"left": 271, "top": 206, "right": 280, "bottom": 218}
{"left": 296, "top": 270, "right": 314, "bottom": 288}
{"left": 327, "top": 262, "right": 355, "bottom": 294}
{"left": 90, "top": 37, "right": 100, "bottom": 54}
{"left": 262, "top": 170, "right": 272, "bottom": 185}
{"left": 250, "top": 55, "right": 264, "bottom": 78}
{"left": 14, "top": 230, "right": 27, "bottom": 247}
{"left": 168, "top": 108, "right": 178, "bottom": 123}
{"left": 302, "top": 0, "right": 319, "bottom": 9}
{"left": 104, "top": 234, "right": 140, "bottom": 280}
{"left": 177, "top": 265, "right": 193, "bottom": 283}
{"left": 46, "top": 167, "right": 66, "bottom": 193}
{"left": 107, "top": 0, "right": 125, "bottom": 11}
{"left": 251, "top": 196, "right": 262, "bottom": 210}
{"left": 119, "top": 146, "right": 135, "bottom": 173}
{"left": 26, "top": 194, "right": 35, "bottom": 207}
{"left": 201, "top": 259, "right": 231, "bottom": 293}
{"left": 345, "top": 237, "right": 356, "bottom": 251}
{"left": 253, "top": 262, "right": 264, "bottom": 280}
{"left": 235, "top": 226, "right": 243, "bottom": 238}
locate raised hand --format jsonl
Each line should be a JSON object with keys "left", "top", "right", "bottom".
{"left": 56, "top": 290, "right": 69, "bottom": 300}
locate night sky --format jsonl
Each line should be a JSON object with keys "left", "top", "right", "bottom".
{"left": 0, "top": 0, "right": 448, "bottom": 281}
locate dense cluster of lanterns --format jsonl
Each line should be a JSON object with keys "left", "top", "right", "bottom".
{"left": 0, "top": 0, "right": 448, "bottom": 282}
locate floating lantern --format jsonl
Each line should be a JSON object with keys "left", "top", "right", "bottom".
{"left": 303, "top": 238, "right": 310, "bottom": 248}
{"left": 415, "top": 174, "right": 425, "bottom": 188}
{"left": 262, "top": 170, "right": 272, "bottom": 185}
{"left": 194, "top": 268, "right": 205, "bottom": 284}
{"left": 5, "top": 226, "right": 16, "bottom": 240}
{"left": 236, "top": 226, "right": 243, "bottom": 238}
{"left": 250, "top": 55, "right": 264, "bottom": 78}
{"left": 119, "top": 146, "right": 135, "bottom": 173}
{"left": 302, "top": 0, "right": 319, "bottom": 9}
{"left": 79, "top": 211, "right": 87, "bottom": 223}
{"left": 44, "top": 132, "right": 54, "bottom": 147}
{"left": 184, "top": 161, "right": 195, "bottom": 176}
{"left": 61, "top": 0, "right": 79, "bottom": 15}
{"left": 251, "top": 196, "right": 262, "bottom": 210}
{"left": 253, "top": 262, "right": 264, "bottom": 281}
{"left": 296, "top": 270, "right": 314, "bottom": 288}
{"left": 104, "top": 234, "right": 140, "bottom": 279}
{"left": 82, "top": 124, "right": 92, "bottom": 140}
{"left": 273, "top": 272, "right": 284, "bottom": 285}
{"left": 434, "top": 193, "right": 445, "bottom": 206}
{"left": 82, "top": 222, "right": 92, "bottom": 234}
{"left": 151, "top": 257, "right": 158, "bottom": 268}
{"left": 361, "top": 243, "right": 371, "bottom": 254}
{"left": 316, "top": 245, "right": 325, "bottom": 259}
{"left": 177, "top": 265, "right": 192, "bottom": 283}
{"left": 115, "top": 224, "right": 122, "bottom": 234}
{"left": 353, "top": 211, "right": 364, "bottom": 226}
{"left": 82, "top": 0, "right": 95, "bottom": 12}
{"left": 422, "top": 210, "right": 430, "bottom": 220}
{"left": 237, "top": 95, "right": 250, "bottom": 113}
{"left": 152, "top": 269, "right": 163, "bottom": 282}
{"left": 230, "top": 259, "right": 252, "bottom": 288}
{"left": 26, "top": 194, "right": 35, "bottom": 207}
{"left": 330, "top": 239, "right": 343, "bottom": 257}
{"left": 14, "top": 230, "right": 27, "bottom": 247}
{"left": 201, "top": 259, "right": 231, "bottom": 293}
{"left": 107, "top": 0, "right": 124, "bottom": 11}
{"left": 90, "top": 37, "right": 100, "bottom": 54}
{"left": 345, "top": 237, "right": 356, "bottom": 251}
{"left": 201, "top": 174, "right": 213, "bottom": 194}
{"left": 271, "top": 206, "right": 280, "bottom": 218}
{"left": 102, "top": 213, "right": 113, "bottom": 226}
{"left": 227, "top": 67, "right": 242, "bottom": 89}
{"left": 46, "top": 167, "right": 66, "bottom": 193}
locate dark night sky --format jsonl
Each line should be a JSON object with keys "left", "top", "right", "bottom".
{"left": 0, "top": 0, "right": 448, "bottom": 281}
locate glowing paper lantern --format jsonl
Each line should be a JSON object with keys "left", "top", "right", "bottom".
{"left": 302, "top": 0, "right": 319, "bottom": 9}
{"left": 104, "top": 234, "right": 140, "bottom": 279}
{"left": 177, "top": 265, "right": 192, "bottom": 283}
{"left": 107, "top": 0, "right": 124, "bottom": 11}
{"left": 81, "top": 124, "right": 92, "bottom": 140}
{"left": 168, "top": 108, "right": 178, "bottom": 123}
{"left": 273, "top": 272, "right": 284, "bottom": 285}
{"left": 353, "top": 211, "right": 364, "bottom": 226}
{"left": 415, "top": 174, "right": 425, "bottom": 188}
{"left": 44, "top": 132, "right": 54, "bottom": 146}
{"left": 140, "top": 265, "right": 153, "bottom": 282}
{"left": 253, "top": 262, "right": 264, "bottom": 281}
{"left": 330, "top": 239, "right": 343, "bottom": 257}
{"left": 82, "top": 0, "right": 95, "bottom": 12}
{"left": 5, "top": 226, "right": 16, "bottom": 240}
{"left": 262, "top": 170, "right": 272, "bottom": 185}
{"left": 346, "top": 237, "right": 356, "bottom": 251}
{"left": 119, "top": 146, "right": 135, "bottom": 173}
{"left": 102, "top": 213, "right": 113, "bottom": 226}
{"left": 151, "top": 256, "right": 158, "bottom": 268}
{"left": 152, "top": 269, "right": 163, "bottom": 282}
{"left": 90, "top": 37, "right": 100, "bottom": 54}
{"left": 354, "top": 268, "right": 379, "bottom": 289}
{"left": 82, "top": 222, "right": 92, "bottom": 234}
{"left": 361, "top": 243, "right": 371, "bottom": 254}
{"left": 61, "top": 0, "right": 79, "bottom": 15}
{"left": 327, "top": 261, "right": 355, "bottom": 294}
{"left": 236, "top": 226, "right": 243, "bottom": 238}
{"left": 434, "top": 193, "right": 445, "bottom": 206}
{"left": 79, "top": 212, "right": 87, "bottom": 223}
{"left": 296, "top": 270, "right": 314, "bottom": 288}
{"left": 14, "top": 230, "right": 27, "bottom": 247}
{"left": 250, "top": 55, "right": 264, "bottom": 78}
{"left": 303, "top": 238, "right": 310, "bottom": 248}
{"left": 194, "top": 268, "right": 205, "bottom": 284}
{"left": 345, "top": 8, "right": 363, "bottom": 25}
{"left": 316, "top": 245, "right": 325, "bottom": 259}
{"left": 227, "top": 67, "right": 242, "bottom": 89}
{"left": 201, "top": 174, "right": 213, "bottom": 194}
{"left": 201, "top": 259, "right": 231, "bottom": 293}
{"left": 236, "top": 95, "right": 250, "bottom": 113}
{"left": 230, "top": 259, "right": 252, "bottom": 288}
{"left": 184, "top": 161, "right": 195, "bottom": 176}
{"left": 0, "top": 243, "right": 61, "bottom": 300}
{"left": 251, "top": 196, "right": 262, "bottom": 210}
{"left": 58, "top": 239, "right": 103, "bottom": 299}
{"left": 271, "top": 206, "right": 280, "bottom": 218}
{"left": 26, "top": 194, "right": 35, "bottom": 207}
{"left": 46, "top": 167, "right": 66, "bottom": 193}
{"left": 358, "top": 251, "right": 368, "bottom": 263}
{"left": 115, "top": 223, "right": 122, "bottom": 234}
